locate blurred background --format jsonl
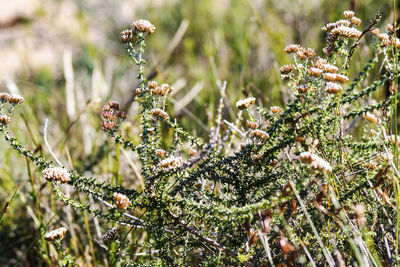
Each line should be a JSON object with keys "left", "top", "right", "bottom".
{"left": 0, "top": 0, "right": 394, "bottom": 265}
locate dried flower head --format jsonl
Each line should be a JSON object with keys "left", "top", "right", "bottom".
{"left": 44, "top": 227, "right": 67, "bottom": 241}
{"left": 160, "top": 156, "right": 183, "bottom": 169}
{"left": 42, "top": 167, "right": 70, "bottom": 183}
{"left": 250, "top": 129, "right": 269, "bottom": 141}
{"left": 0, "top": 93, "right": 11, "bottom": 103}
{"left": 151, "top": 108, "right": 169, "bottom": 120}
{"left": 323, "top": 73, "right": 337, "bottom": 82}
{"left": 309, "top": 67, "right": 323, "bottom": 77}
{"left": 335, "top": 74, "right": 349, "bottom": 83}
{"left": 120, "top": 29, "right": 133, "bottom": 43}
{"left": 8, "top": 94, "right": 24, "bottom": 105}
{"left": 188, "top": 149, "right": 197, "bottom": 157}
{"left": 152, "top": 83, "right": 173, "bottom": 96}
{"left": 323, "top": 42, "right": 336, "bottom": 55}
{"left": 371, "top": 28, "right": 380, "bottom": 35}
{"left": 113, "top": 193, "right": 131, "bottom": 210}
{"left": 103, "top": 228, "right": 118, "bottom": 243}
{"left": 321, "top": 63, "right": 338, "bottom": 73}
{"left": 304, "top": 48, "right": 316, "bottom": 58}
{"left": 132, "top": 19, "right": 156, "bottom": 35}
{"left": 353, "top": 204, "right": 366, "bottom": 227}
{"left": 351, "top": 17, "right": 362, "bottom": 26}
{"left": 363, "top": 112, "right": 377, "bottom": 123}
{"left": 0, "top": 115, "right": 10, "bottom": 125}
{"left": 148, "top": 81, "right": 158, "bottom": 89}
{"left": 297, "top": 84, "right": 308, "bottom": 93}
{"left": 236, "top": 97, "right": 256, "bottom": 110}
{"left": 102, "top": 121, "right": 118, "bottom": 132}
{"left": 279, "top": 64, "right": 295, "bottom": 75}
{"left": 284, "top": 44, "right": 301, "bottom": 54}
{"left": 117, "top": 111, "right": 127, "bottom": 120}
{"left": 331, "top": 26, "right": 362, "bottom": 38}
{"left": 270, "top": 106, "right": 282, "bottom": 114}
{"left": 314, "top": 57, "right": 328, "bottom": 68}
{"left": 246, "top": 120, "right": 259, "bottom": 129}
{"left": 343, "top": 10, "right": 355, "bottom": 20}
{"left": 155, "top": 149, "right": 166, "bottom": 158}
{"left": 326, "top": 82, "right": 342, "bottom": 94}
{"left": 299, "top": 152, "right": 332, "bottom": 172}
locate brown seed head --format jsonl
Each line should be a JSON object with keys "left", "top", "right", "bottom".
{"left": 42, "top": 167, "right": 70, "bottom": 183}
{"left": 160, "top": 156, "right": 183, "bottom": 168}
{"left": 155, "top": 149, "right": 166, "bottom": 158}
{"left": 323, "top": 73, "right": 337, "bottom": 82}
{"left": 331, "top": 26, "right": 362, "bottom": 38}
{"left": 113, "top": 193, "right": 131, "bottom": 210}
{"left": 250, "top": 129, "right": 269, "bottom": 141}
{"left": 246, "top": 120, "right": 259, "bottom": 129}
{"left": 308, "top": 67, "right": 323, "bottom": 77}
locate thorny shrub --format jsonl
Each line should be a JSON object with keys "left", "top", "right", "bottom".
{"left": 1, "top": 10, "right": 400, "bottom": 266}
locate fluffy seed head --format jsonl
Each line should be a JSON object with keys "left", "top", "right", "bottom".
{"left": 299, "top": 152, "right": 332, "bottom": 172}
{"left": 42, "top": 167, "right": 70, "bottom": 183}
{"left": 250, "top": 129, "right": 269, "bottom": 141}
{"left": 44, "top": 227, "right": 67, "bottom": 241}
{"left": 343, "top": 10, "right": 355, "bottom": 19}
{"left": 132, "top": 19, "right": 156, "bottom": 35}
{"left": 113, "top": 193, "right": 131, "bottom": 210}
{"left": 353, "top": 204, "right": 366, "bottom": 227}
{"left": 236, "top": 97, "right": 256, "bottom": 110}
{"left": 326, "top": 82, "right": 342, "bottom": 94}
{"left": 0, "top": 115, "right": 10, "bottom": 125}
{"left": 151, "top": 108, "right": 169, "bottom": 120}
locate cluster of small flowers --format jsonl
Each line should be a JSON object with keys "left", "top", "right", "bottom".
{"left": 120, "top": 19, "right": 156, "bottom": 44}
{"left": 246, "top": 120, "right": 259, "bottom": 129}
{"left": 284, "top": 45, "right": 315, "bottom": 59}
{"left": 155, "top": 148, "right": 167, "bottom": 158}
{"left": 151, "top": 108, "right": 169, "bottom": 121}
{"left": 102, "top": 101, "right": 126, "bottom": 133}
{"left": 113, "top": 193, "right": 131, "bottom": 210}
{"left": 0, "top": 93, "right": 24, "bottom": 126}
{"left": 160, "top": 156, "right": 183, "bottom": 169}
{"left": 249, "top": 129, "right": 269, "bottom": 141}
{"left": 42, "top": 167, "right": 70, "bottom": 183}
{"left": 0, "top": 93, "right": 24, "bottom": 105}
{"left": 44, "top": 227, "right": 67, "bottom": 241}
{"left": 299, "top": 152, "right": 332, "bottom": 172}
{"left": 371, "top": 23, "right": 400, "bottom": 50}
{"left": 322, "top": 10, "right": 362, "bottom": 54}
{"left": 148, "top": 81, "right": 173, "bottom": 96}
{"left": 0, "top": 114, "right": 10, "bottom": 126}
{"left": 236, "top": 97, "right": 256, "bottom": 110}
{"left": 270, "top": 106, "right": 282, "bottom": 114}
